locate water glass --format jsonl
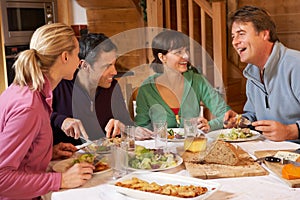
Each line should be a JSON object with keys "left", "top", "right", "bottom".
{"left": 111, "top": 143, "right": 128, "bottom": 180}
{"left": 183, "top": 117, "right": 198, "bottom": 151}
{"left": 121, "top": 125, "right": 136, "bottom": 151}
{"left": 183, "top": 117, "right": 198, "bottom": 138}
{"left": 153, "top": 121, "right": 168, "bottom": 149}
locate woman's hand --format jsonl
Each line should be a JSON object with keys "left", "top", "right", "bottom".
{"left": 196, "top": 117, "right": 210, "bottom": 133}
{"left": 60, "top": 162, "right": 95, "bottom": 189}
{"left": 61, "top": 118, "right": 88, "bottom": 139}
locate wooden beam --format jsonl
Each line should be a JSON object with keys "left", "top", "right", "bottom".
{"left": 146, "top": 0, "right": 163, "bottom": 27}
{"left": 0, "top": 12, "right": 7, "bottom": 93}
{"left": 57, "top": 0, "right": 72, "bottom": 25}
{"left": 165, "top": 0, "right": 171, "bottom": 28}
{"left": 176, "top": 0, "right": 182, "bottom": 31}
{"left": 201, "top": 8, "right": 207, "bottom": 76}
{"left": 193, "top": 0, "right": 213, "bottom": 17}
{"left": 212, "top": 1, "right": 227, "bottom": 88}
{"left": 188, "top": 0, "right": 194, "bottom": 64}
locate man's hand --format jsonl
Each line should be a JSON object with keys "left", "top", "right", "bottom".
{"left": 61, "top": 118, "right": 88, "bottom": 139}
{"left": 252, "top": 120, "right": 298, "bottom": 141}
{"left": 52, "top": 142, "right": 77, "bottom": 160}
{"left": 223, "top": 110, "right": 238, "bottom": 128}
{"left": 105, "top": 118, "right": 124, "bottom": 138}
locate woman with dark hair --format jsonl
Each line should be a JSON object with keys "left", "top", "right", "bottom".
{"left": 135, "top": 30, "right": 230, "bottom": 132}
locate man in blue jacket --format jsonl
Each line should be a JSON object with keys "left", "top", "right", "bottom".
{"left": 224, "top": 6, "right": 300, "bottom": 142}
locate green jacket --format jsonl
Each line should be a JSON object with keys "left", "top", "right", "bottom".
{"left": 134, "top": 70, "right": 230, "bottom": 130}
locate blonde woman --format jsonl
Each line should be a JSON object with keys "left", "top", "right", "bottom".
{"left": 0, "top": 23, "right": 94, "bottom": 200}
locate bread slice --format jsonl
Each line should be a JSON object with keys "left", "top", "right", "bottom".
{"left": 203, "top": 140, "right": 239, "bottom": 166}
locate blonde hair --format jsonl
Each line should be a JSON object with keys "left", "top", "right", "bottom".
{"left": 13, "top": 23, "right": 76, "bottom": 91}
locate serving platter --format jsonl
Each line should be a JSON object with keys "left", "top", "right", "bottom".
{"left": 110, "top": 171, "right": 220, "bottom": 200}
{"left": 52, "top": 157, "right": 111, "bottom": 175}
{"left": 207, "top": 128, "right": 261, "bottom": 142}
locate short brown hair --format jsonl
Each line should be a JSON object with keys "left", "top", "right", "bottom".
{"left": 228, "top": 5, "right": 279, "bottom": 42}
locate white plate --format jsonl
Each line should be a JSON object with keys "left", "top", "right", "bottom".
{"left": 167, "top": 128, "right": 185, "bottom": 142}
{"left": 110, "top": 171, "right": 220, "bottom": 200}
{"left": 127, "top": 155, "right": 183, "bottom": 172}
{"left": 52, "top": 158, "right": 111, "bottom": 175}
{"left": 207, "top": 128, "right": 261, "bottom": 142}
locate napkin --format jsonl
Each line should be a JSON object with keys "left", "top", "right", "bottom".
{"left": 52, "top": 184, "right": 135, "bottom": 200}
{"left": 98, "top": 184, "right": 135, "bottom": 200}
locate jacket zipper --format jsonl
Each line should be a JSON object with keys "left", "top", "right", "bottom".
{"left": 250, "top": 80, "right": 270, "bottom": 109}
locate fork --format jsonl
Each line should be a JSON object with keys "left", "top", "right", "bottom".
{"left": 175, "top": 115, "right": 180, "bottom": 127}
{"left": 236, "top": 115, "right": 251, "bottom": 128}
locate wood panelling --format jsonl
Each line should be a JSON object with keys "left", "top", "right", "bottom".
{"left": 87, "top": 9, "right": 140, "bottom": 22}
{"left": 238, "top": 0, "right": 300, "bottom": 13}
{"left": 0, "top": 13, "right": 7, "bottom": 93}
{"left": 86, "top": 8, "right": 143, "bottom": 36}
{"left": 76, "top": 0, "right": 136, "bottom": 9}
{"left": 77, "top": 0, "right": 149, "bottom": 101}
{"left": 57, "top": 0, "right": 72, "bottom": 25}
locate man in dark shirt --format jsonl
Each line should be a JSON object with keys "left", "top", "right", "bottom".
{"left": 51, "top": 33, "right": 134, "bottom": 145}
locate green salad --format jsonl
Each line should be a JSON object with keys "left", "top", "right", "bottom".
{"left": 128, "top": 145, "right": 177, "bottom": 170}
{"left": 219, "top": 128, "right": 253, "bottom": 140}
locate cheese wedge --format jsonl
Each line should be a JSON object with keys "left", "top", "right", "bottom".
{"left": 282, "top": 164, "right": 300, "bottom": 180}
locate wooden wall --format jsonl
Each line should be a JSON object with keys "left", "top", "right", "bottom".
{"left": 75, "top": 0, "right": 151, "bottom": 108}
{"left": 76, "top": 0, "right": 148, "bottom": 72}
{"left": 0, "top": 12, "right": 7, "bottom": 93}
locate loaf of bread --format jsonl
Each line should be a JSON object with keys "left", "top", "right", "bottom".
{"left": 203, "top": 140, "right": 239, "bottom": 166}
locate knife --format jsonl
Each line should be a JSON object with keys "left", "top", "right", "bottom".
{"left": 263, "top": 156, "right": 300, "bottom": 167}
{"left": 264, "top": 156, "right": 281, "bottom": 163}
{"left": 281, "top": 159, "right": 300, "bottom": 167}
{"left": 255, "top": 156, "right": 281, "bottom": 164}
{"left": 76, "top": 141, "right": 93, "bottom": 150}
{"left": 77, "top": 136, "right": 94, "bottom": 150}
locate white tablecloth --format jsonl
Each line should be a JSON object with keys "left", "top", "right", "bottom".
{"left": 50, "top": 139, "right": 300, "bottom": 200}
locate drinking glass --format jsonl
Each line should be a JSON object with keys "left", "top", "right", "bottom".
{"left": 121, "top": 125, "right": 136, "bottom": 152}
{"left": 111, "top": 142, "right": 128, "bottom": 180}
{"left": 153, "top": 121, "right": 168, "bottom": 149}
{"left": 183, "top": 117, "right": 199, "bottom": 151}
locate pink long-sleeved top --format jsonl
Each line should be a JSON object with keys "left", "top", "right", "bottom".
{"left": 0, "top": 78, "right": 61, "bottom": 200}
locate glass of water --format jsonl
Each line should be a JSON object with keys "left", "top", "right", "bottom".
{"left": 153, "top": 121, "right": 168, "bottom": 149}
{"left": 111, "top": 142, "right": 128, "bottom": 180}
